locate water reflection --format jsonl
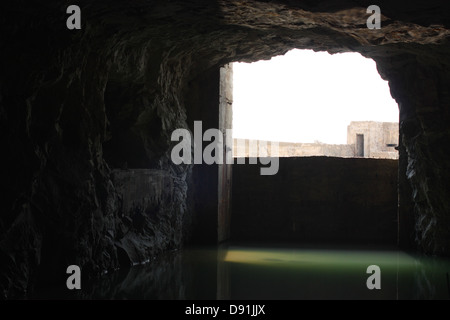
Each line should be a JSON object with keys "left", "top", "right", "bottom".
{"left": 81, "top": 245, "right": 450, "bottom": 300}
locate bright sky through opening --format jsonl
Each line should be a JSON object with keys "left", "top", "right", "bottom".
{"left": 232, "top": 49, "right": 399, "bottom": 145}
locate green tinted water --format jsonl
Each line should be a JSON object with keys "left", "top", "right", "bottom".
{"left": 218, "top": 246, "right": 449, "bottom": 299}
{"left": 35, "top": 244, "right": 450, "bottom": 299}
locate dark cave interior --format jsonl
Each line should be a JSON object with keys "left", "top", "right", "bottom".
{"left": 1, "top": 0, "right": 450, "bottom": 299}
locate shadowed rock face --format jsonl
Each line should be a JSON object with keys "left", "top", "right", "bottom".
{"left": 1, "top": 0, "right": 450, "bottom": 298}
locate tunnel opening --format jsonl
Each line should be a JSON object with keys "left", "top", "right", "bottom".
{"left": 227, "top": 50, "right": 400, "bottom": 247}
{"left": 231, "top": 49, "right": 399, "bottom": 159}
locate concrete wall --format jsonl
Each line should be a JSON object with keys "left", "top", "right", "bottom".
{"left": 231, "top": 157, "right": 398, "bottom": 244}
{"left": 233, "top": 139, "right": 355, "bottom": 158}
{"left": 233, "top": 121, "right": 399, "bottom": 159}
{"left": 185, "top": 65, "right": 233, "bottom": 244}
{"left": 185, "top": 67, "right": 221, "bottom": 244}
{"left": 218, "top": 65, "right": 233, "bottom": 243}
{"left": 347, "top": 121, "right": 399, "bottom": 159}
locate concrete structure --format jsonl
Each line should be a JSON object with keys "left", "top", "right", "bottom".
{"left": 232, "top": 157, "right": 398, "bottom": 244}
{"left": 233, "top": 121, "right": 399, "bottom": 159}
{"left": 347, "top": 121, "right": 399, "bottom": 159}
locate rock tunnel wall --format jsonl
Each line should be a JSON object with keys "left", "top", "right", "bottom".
{"left": 231, "top": 157, "right": 398, "bottom": 244}
{"left": 1, "top": 0, "right": 450, "bottom": 297}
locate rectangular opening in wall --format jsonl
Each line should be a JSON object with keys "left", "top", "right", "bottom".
{"left": 231, "top": 49, "right": 399, "bottom": 159}
{"left": 356, "top": 134, "right": 364, "bottom": 157}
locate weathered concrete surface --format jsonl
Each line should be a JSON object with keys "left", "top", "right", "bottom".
{"left": 232, "top": 157, "right": 398, "bottom": 244}
{"left": 347, "top": 121, "right": 399, "bottom": 159}
{"left": 218, "top": 65, "right": 233, "bottom": 243}
{"left": 233, "top": 138, "right": 355, "bottom": 158}
{"left": 234, "top": 122, "right": 399, "bottom": 159}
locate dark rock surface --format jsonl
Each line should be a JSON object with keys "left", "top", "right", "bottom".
{"left": 1, "top": 0, "right": 450, "bottom": 298}
{"left": 111, "top": 169, "right": 188, "bottom": 265}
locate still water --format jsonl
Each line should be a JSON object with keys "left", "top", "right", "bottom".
{"left": 37, "top": 244, "right": 450, "bottom": 299}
